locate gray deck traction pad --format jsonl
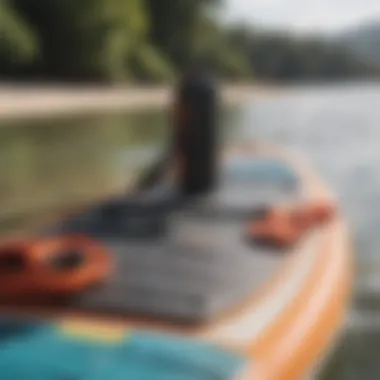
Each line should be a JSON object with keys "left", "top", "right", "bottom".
{"left": 44, "top": 176, "right": 302, "bottom": 324}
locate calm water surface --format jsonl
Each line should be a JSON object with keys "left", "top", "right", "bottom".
{"left": 1, "top": 83, "right": 380, "bottom": 378}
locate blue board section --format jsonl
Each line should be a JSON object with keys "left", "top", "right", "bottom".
{"left": 0, "top": 319, "right": 248, "bottom": 380}
{"left": 223, "top": 156, "right": 297, "bottom": 184}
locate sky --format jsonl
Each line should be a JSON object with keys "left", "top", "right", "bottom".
{"left": 224, "top": 0, "right": 380, "bottom": 33}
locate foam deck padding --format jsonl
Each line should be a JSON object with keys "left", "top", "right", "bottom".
{"left": 0, "top": 318, "right": 248, "bottom": 380}
{"left": 46, "top": 157, "right": 302, "bottom": 323}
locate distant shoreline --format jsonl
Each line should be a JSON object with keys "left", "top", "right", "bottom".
{"left": 0, "top": 84, "right": 279, "bottom": 121}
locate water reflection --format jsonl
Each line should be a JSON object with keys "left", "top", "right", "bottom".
{"left": 0, "top": 111, "right": 168, "bottom": 234}
{"left": 0, "top": 107, "right": 241, "bottom": 235}
{"left": 321, "top": 327, "right": 380, "bottom": 380}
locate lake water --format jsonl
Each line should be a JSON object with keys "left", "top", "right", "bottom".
{"left": 1, "top": 82, "right": 380, "bottom": 378}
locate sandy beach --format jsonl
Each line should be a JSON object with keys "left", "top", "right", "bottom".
{"left": 0, "top": 84, "right": 277, "bottom": 120}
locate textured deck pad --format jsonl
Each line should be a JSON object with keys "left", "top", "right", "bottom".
{"left": 48, "top": 157, "right": 302, "bottom": 323}
{"left": 0, "top": 318, "right": 248, "bottom": 380}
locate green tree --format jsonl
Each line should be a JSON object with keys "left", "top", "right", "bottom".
{"left": 11, "top": 0, "right": 149, "bottom": 81}
{"left": 145, "top": 0, "right": 222, "bottom": 68}
{"left": 0, "top": 0, "right": 38, "bottom": 73}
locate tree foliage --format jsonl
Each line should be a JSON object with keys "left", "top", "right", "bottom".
{"left": 1, "top": 0, "right": 378, "bottom": 82}
{"left": 228, "top": 26, "right": 380, "bottom": 81}
{"left": 9, "top": 0, "right": 149, "bottom": 81}
{"left": 0, "top": 0, "right": 38, "bottom": 71}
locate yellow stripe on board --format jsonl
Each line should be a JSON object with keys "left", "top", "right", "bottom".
{"left": 59, "top": 320, "right": 129, "bottom": 344}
